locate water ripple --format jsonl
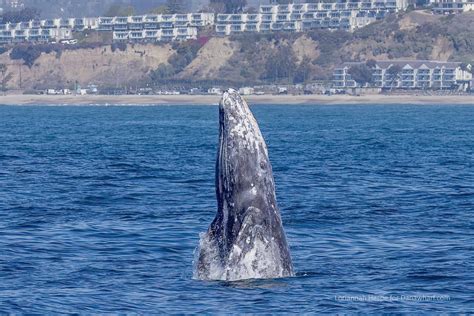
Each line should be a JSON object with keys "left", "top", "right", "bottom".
{"left": 0, "top": 104, "right": 473, "bottom": 312}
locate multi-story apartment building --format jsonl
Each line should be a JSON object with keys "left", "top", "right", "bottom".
{"left": 333, "top": 60, "right": 473, "bottom": 90}
{"left": 431, "top": 0, "right": 474, "bottom": 14}
{"left": 0, "top": 21, "right": 72, "bottom": 44}
{"left": 0, "top": 1, "right": 416, "bottom": 45}
{"left": 113, "top": 27, "right": 198, "bottom": 42}
{"left": 97, "top": 13, "right": 214, "bottom": 42}
{"left": 216, "top": 1, "right": 407, "bottom": 35}
{"left": 0, "top": 12, "right": 213, "bottom": 44}
{"left": 97, "top": 13, "right": 214, "bottom": 32}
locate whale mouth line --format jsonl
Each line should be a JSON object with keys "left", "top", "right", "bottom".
{"left": 194, "top": 89, "right": 294, "bottom": 282}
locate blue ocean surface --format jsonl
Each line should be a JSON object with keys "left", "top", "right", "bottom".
{"left": 0, "top": 104, "right": 473, "bottom": 313}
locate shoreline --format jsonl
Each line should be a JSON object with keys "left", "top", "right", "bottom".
{"left": 0, "top": 94, "right": 473, "bottom": 106}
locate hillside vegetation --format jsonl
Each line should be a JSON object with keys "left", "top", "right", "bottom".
{"left": 1, "top": 11, "right": 473, "bottom": 90}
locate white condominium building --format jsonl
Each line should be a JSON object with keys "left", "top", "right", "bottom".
{"left": 333, "top": 60, "right": 473, "bottom": 89}
{"left": 216, "top": 1, "right": 406, "bottom": 35}
{"left": 0, "top": 22, "right": 73, "bottom": 44}
{"left": 0, "top": 13, "right": 213, "bottom": 44}
{"left": 98, "top": 13, "right": 213, "bottom": 42}
{"left": 113, "top": 27, "right": 198, "bottom": 42}
{"left": 98, "top": 13, "right": 215, "bottom": 32}
{"left": 431, "top": 0, "right": 474, "bottom": 14}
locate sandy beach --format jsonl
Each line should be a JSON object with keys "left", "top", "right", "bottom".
{"left": 0, "top": 94, "right": 473, "bottom": 106}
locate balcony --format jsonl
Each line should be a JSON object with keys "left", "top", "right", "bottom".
{"left": 217, "top": 15, "right": 230, "bottom": 22}
{"left": 131, "top": 16, "right": 144, "bottom": 23}
{"left": 115, "top": 17, "right": 128, "bottom": 24}
{"left": 60, "top": 19, "right": 72, "bottom": 28}
{"left": 114, "top": 25, "right": 128, "bottom": 31}
{"left": 161, "top": 15, "right": 174, "bottom": 22}
{"left": 145, "top": 15, "right": 159, "bottom": 22}
{"left": 247, "top": 14, "right": 259, "bottom": 22}
{"left": 128, "top": 24, "right": 143, "bottom": 31}
{"left": 175, "top": 14, "right": 188, "bottom": 22}
{"left": 43, "top": 20, "right": 58, "bottom": 29}
{"left": 278, "top": 5, "right": 290, "bottom": 13}
{"left": 230, "top": 15, "right": 243, "bottom": 22}
{"left": 245, "top": 24, "right": 258, "bottom": 31}
{"left": 260, "top": 6, "right": 274, "bottom": 14}
{"left": 144, "top": 22, "right": 159, "bottom": 29}
{"left": 216, "top": 25, "right": 227, "bottom": 31}
{"left": 113, "top": 31, "right": 128, "bottom": 40}
{"left": 192, "top": 14, "right": 203, "bottom": 21}
{"left": 230, "top": 25, "right": 243, "bottom": 32}
{"left": 260, "top": 23, "right": 271, "bottom": 31}
{"left": 130, "top": 31, "right": 144, "bottom": 39}
{"left": 276, "top": 14, "right": 289, "bottom": 22}
{"left": 174, "top": 21, "right": 188, "bottom": 27}
{"left": 283, "top": 22, "right": 298, "bottom": 31}
{"left": 290, "top": 13, "right": 302, "bottom": 20}
{"left": 99, "top": 18, "right": 113, "bottom": 25}
{"left": 271, "top": 23, "right": 283, "bottom": 31}
{"left": 261, "top": 14, "right": 273, "bottom": 22}
{"left": 159, "top": 22, "right": 174, "bottom": 28}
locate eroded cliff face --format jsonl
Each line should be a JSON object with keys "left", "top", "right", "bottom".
{"left": 0, "top": 43, "right": 174, "bottom": 90}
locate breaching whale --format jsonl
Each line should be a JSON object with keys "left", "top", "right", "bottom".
{"left": 194, "top": 89, "right": 294, "bottom": 281}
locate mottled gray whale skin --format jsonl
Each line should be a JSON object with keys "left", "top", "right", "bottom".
{"left": 195, "top": 89, "right": 294, "bottom": 281}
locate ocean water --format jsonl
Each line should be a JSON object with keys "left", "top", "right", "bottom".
{"left": 0, "top": 104, "right": 473, "bottom": 313}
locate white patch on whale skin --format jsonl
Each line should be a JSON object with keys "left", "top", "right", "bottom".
{"left": 250, "top": 186, "right": 258, "bottom": 196}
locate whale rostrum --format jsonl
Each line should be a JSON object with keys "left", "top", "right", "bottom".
{"left": 194, "top": 89, "right": 294, "bottom": 281}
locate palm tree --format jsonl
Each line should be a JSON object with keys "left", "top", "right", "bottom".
{"left": 387, "top": 64, "right": 402, "bottom": 91}
{"left": 0, "top": 64, "right": 7, "bottom": 96}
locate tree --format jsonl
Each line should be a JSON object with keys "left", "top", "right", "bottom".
{"left": 1, "top": 8, "right": 40, "bottom": 23}
{"left": 148, "top": 5, "right": 171, "bottom": 15}
{"left": 386, "top": 64, "right": 402, "bottom": 88}
{"left": 459, "top": 62, "right": 472, "bottom": 74}
{"left": 366, "top": 59, "right": 377, "bottom": 69}
{"left": 166, "top": 0, "right": 186, "bottom": 14}
{"left": 150, "top": 64, "right": 176, "bottom": 80}
{"left": 294, "top": 56, "right": 312, "bottom": 84}
{"left": 104, "top": 4, "right": 135, "bottom": 17}
{"left": 0, "top": 64, "right": 11, "bottom": 95}
{"left": 348, "top": 64, "right": 374, "bottom": 87}
{"left": 262, "top": 45, "right": 297, "bottom": 83}
{"left": 210, "top": 0, "right": 247, "bottom": 13}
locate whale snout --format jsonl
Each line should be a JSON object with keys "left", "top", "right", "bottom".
{"left": 221, "top": 89, "right": 242, "bottom": 112}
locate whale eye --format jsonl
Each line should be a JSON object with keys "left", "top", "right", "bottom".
{"left": 260, "top": 161, "right": 266, "bottom": 170}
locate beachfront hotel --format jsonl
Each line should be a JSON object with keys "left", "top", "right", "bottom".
{"left": 333, "top": 60, "right": 473, "bottom": 90}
